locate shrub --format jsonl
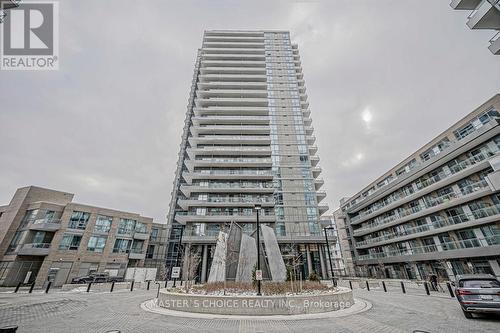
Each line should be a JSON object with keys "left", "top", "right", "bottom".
{"left": 308, "top": 271, "right": 320, "bottom": 281}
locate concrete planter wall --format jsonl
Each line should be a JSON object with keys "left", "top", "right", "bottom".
{"left": 158, "top": 287, "right": 354, "bottom": 315}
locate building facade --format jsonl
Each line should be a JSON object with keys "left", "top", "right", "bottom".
{"left": 165, "top": 30, "right": 332, "bottom": 282}
{"left": 450, "top": 0, "right": 500, "bottom": 55}
{"left": 340, "top": 94, "right": 500, "bottom": 280}
{"left": 144, "top": 222, "right": 169, "bottom": 279}
{"left": 333, "top": 208, "right": 356, "bottom": 277}
{"left": 0, "top": 186, "right": 153, "bottom": 287}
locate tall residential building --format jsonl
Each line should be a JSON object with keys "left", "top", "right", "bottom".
{"left": 450, "top": 0, "right": 500, "bottom": 55}
{"left": 339, "top": 94, "right": 500, "bottom": 280}
{"left": 0, "top": 186, "right": 153, "bottom": 287}
{"left": 166, "top": 30, "right": 331, "bottom": 282}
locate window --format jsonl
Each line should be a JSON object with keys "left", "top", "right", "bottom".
{"left": 117, "top": 218, "right": 136, "bottom": 235}
{"left": 135, "top": 222, "right": 147, "bottom": 233}
{"left": 150, "top": 228, "right": 158, "bottom": 241}
{"left": 131, "top": 240, "right": 144, "bottom": 253}
{"left": 95, "top": 215, "right": 112, "bottom": 233}
{"left": 20, "top": 209, "right": 38, "bottom": 228}
{"left": 87, "top": 235, "right": 107, "bottom": 253}
{"left": 146, "top": 245, "right": 155, "bottom": 259}
{"left": 68, "top": 211, "right": 90, "bottom": 230}
{"left": 113, "top": 238, "right": 132, "bottom": 253}
{"left": 7, "top": 231, "right": 26, "bottom": 253}
{"left": 460, "top": 279, "right": 500, "bottom": 288}
{"left": 59, "top": 234, "right": 82, "bottom": 250}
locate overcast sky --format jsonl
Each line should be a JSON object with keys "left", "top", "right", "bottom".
{"left": 1, "top": 0, "right": 499, "bottom": 223}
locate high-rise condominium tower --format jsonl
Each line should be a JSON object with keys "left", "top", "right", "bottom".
{"left": 166, "top": 30, "right": 331, "bottom": 282}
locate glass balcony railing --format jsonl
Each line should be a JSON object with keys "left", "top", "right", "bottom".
{"left": 181, "top": 210, "right": 275, "bottom": 219}
{"left": 357, "top": 236, "right": 499, "bottom": 261}
{"left": 22, "top": 243, "right": 51, "bottom": 249}
{"left": 194, "top": 157, "right": 271, "bottom": 163}
{"left": 354, "top": 179, "right": 490, "bottom": 234}
{"left": 190, "top": 170, "right": 273, "bottom": 176}
{"left": 351, "top": 150, "right": 497, "bottom": 223}
{"left": 181, "top": 196, "right": 274, "bottom": 204}
{"left": 356, "top": 204, "right": 500, "bottom": 247}
{"left": 193, "top": 182, "right": 274, "bottom": 189}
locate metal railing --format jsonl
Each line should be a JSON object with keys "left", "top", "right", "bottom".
{"left": 356, "top": 204, "right": 500, "bottom": 247}
{"left": 22, "top": 243, "right": 51, "bottom": 249}
{"left": 351, "top": 150, "right": 497, "bottom": 223}
{"left": 357, "top": 236, "right": 498, "bottom": 261}
{"left": 354, "top": 179, "right": 490, "bottom": 234}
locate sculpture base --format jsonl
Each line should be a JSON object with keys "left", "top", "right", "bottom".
{"left": 157, "top": 287, "right": 354, "bottom": 315}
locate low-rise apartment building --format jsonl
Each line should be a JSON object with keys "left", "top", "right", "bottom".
{"left": 0, "top": 186, "right": 153, "bottom": 287}
{"left": 339, "top": 94, "right": 500, "bottom": 281}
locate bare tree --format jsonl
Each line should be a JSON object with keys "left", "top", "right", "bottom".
{"left": 182, "top": 245, "right": 201, "bottom": 292}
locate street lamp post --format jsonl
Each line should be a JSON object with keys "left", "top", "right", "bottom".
{"left": 255, "top": 204, "right": 262, "bottom": 296}
{"left": 320, "top": 220, "right": 337, "bottom": 287}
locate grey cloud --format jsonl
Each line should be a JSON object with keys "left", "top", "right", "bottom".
{"left": 1, "top": 0, "right": 499, "bottom": 221}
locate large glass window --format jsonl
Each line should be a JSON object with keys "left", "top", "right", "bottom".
{"left": 68, "top": 211, "right": 90, "bottom": 230}
{"left": 20, "top": 209, "right": 38, "bottom": 228}
{"left": 117, "top": 219, "right": 136, "bottom": 235}
{"left": 150, "top": 228, "right": 158, "bottom": 241}
{"left": 113, "top": 238, "right": 131, "bottom": 253}
{"left": 59, "top": 234, "right": 82, "bottom": 250}
{"left": 7, "top": 231, "right": 26, "bottom": 253}
{"left": 95, "top": 215, "right": 112, "bottom": 233}
{"left": 135, "top": 222, "right": 147, "bottom": 233}
{"left": 87, "top": 235, "right": 107, "bottom": 253}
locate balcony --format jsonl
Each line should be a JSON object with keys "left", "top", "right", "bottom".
{"left": 188, "top": 135, "right": 271, "bottom": 146}
{"left": 203, "top": 47, "right": 265, "bottom": 55}
{"left": 182, "top": 170, "right": 273, "bottom": 183}
{"left": 356, "top": 204, "right": 500, "bottom": 248}
{"left": 18, "top": 243, "right": 51, "bottom": 256}
{"left": 489, "top": 31, "right": 500, "bottom": 54}
{"left": 192, "top": 115, "right": 269, "bottom": 125}
{"left": 314, "top": 178, "right": 325, "bottom": 190}
{"left": 318, "top": 203, "right": 329, "bottom": 214}
{"left": 179, "top": 183, "right": 275, "bottom": 197}
{"left": 128, "top": 249, "right": 146, "bottom": 260}
{"left": 317, "top": 191, "right": 327, "bottom": 202}
{"left": 344, "top": 119, "right": 500, "bottom": 213}
{"left": 310, "top": 155, "right": 320, "bottom": 166}
{"left": 198, "top": 73, "right": 267, "bottom": 83}
{"left": 186, "top": 146, "right": 271, "bottom": 159}
{"left": 191, "top": 124, "right": 270, "bottom": 135}
{"left": 177, "top": 196, "right": 274, "bottom": 210}
{"left": 312, "top": 166, "right": 322, "bottom": 177}
{"left": 197, "top": 89, "right": 267, "bottom": 99}
{"left": 185, "top": 157, "right": 272, "bottom": 171}
{"left": 357, "top": 235, "right": 499, "bottom": 261}
{"left": 353, "top": 179, "right": 491, "bottom": 236}
{"left": 467, "top": 0, "right": 500, "bottom": 29}
{"left": 174, "top": 211, "right": 276, "bottom": 224}
{"left": 193, "top": 106, "right": 269, "bottom": 117}
{"left": 450, "top": 0, "right": 482, "bottom": 10}
{"left": 133, "top": 232, "right": 149, "bottom": 240}
{"left": 350, "top": 150, "right": 496, "bottom": 223}
{"left": 28, "top": 218, "right": 61, "bottom": 232}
